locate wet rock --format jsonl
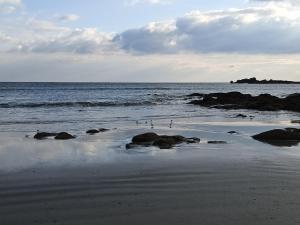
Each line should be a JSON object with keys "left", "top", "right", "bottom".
{"left": 291, "top": 120, "right": 300, "bottom": 124}
{"left": 34, "top": 132, "right": 57, "bottom": 140}
{"left": 132, "top": 132, "right": 160, "bottom": 144}
{"left": 187, "top": 93, "right": 205, "bottom": 97}
{"left": 188, "top": 92, "right": 300, "bottom": 113}
{"left": 235, "top": 114, "right": 247, "bottom": 118}
{"left": 252, "top": 128, "right": 300, "bottom": 147}
{"left": 127, "top": 133, "right": 200, "bottom": 149}
{"left": 86, "top": 129, "right": 100, "bottom": 135}
{"left": 208, "top": 141, "right": 227, "bottom": 144}
{"left": 228, "top": 131, "right": 238, "bottom": 134}
{"left": 54, "top": 132, "right": 76, "bottom": 140}
{"left": 86, "top": 128, "right": 109, "bottom": 135}
{"left": 99, "top": 128, "right": 109, "bottom": 132}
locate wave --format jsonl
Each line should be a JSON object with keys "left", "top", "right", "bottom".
{"left": 0, "top": 101, "right": 155, "bottom": 109}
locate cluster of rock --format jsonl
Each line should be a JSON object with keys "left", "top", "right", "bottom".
{"left": 188, "top": 92, "right": 300, "bottom": 113}
{"left": 34, "top": 128, "right": 110, "bottom": 140}
{"left": 34, "top": 132, "right": 76, "bottom": 140}
{"left": 230, "top": 77, "right": 300, "bottom": 84}
{"left": 126, "top": 132, "right": 200, "bottom": 149}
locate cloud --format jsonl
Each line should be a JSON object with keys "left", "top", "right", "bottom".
{"left": 1, "top": 4, "right": 300, "bottom": 55}
{"left": 58, "top": 14, "right": 80, "bottom": 22}
{"left": 0, "top": 0, "right": 21, "bottom": 5}
{"left": 0, "top": 0, "right": 21, "bottom": 14}
{"left": 115, "top": 5, "right": 300, "bottom": 54}
{"left": 125, "top": 0, "right": 172, "bottom": 6}
{"left": 17, "top": 28, "right": 115, "bottom": 54}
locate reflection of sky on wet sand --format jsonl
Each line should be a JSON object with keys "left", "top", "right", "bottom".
{"left": 1, "top": 116, "right": 300, "bottom": 173}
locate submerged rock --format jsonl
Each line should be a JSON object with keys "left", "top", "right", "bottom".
{"left": 235, "top": 114, "right": 247, "bottom": 118}
{"left": 291, "top": 120, "right": 300, "bottom": 124}
{"left": 228, "top": 131, "right": 239, "bottom": 134}
{"left": 127, "top": 133, "right": 200, "bottom": 149}
{"left": 34, "top": 132, "right": 57, "bottom": 140}
{"left": 86, "top": 129, "right": 100, "bottom": 135}
{"left": 54, "top": 132, "right": 76, "bottom": 140}
{"left": 207, "top": 141, "right": 227, "bottom": 144}
{"left": 252, "top": 128, "right": 300, "bottom": 147}
{"left": 86, "top": 128, "right": 109, "bottom": 135}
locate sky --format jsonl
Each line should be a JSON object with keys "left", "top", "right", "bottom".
{"left": 0, "top": 0, "right": 300, "bottom": 82}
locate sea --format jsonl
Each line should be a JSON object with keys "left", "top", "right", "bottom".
{"left": 0, "top": 82, "right": 300, "bottom": 172}
{"left": 0, "top": 82, "right": 299, "bottom": 134}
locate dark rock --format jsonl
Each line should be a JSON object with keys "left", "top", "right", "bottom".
{"left": 208, "top": 141, "right": 227, "bottom": 144}
{"left": 228, "top": 131, "right": 239, "bottom": 134}
{"left": 99, "top": 128, "right": 109, "bottom": 132}
{"left": 235, "top": 114, "right": 247, "bottom": 118}
{"left": 86, "top": 128, "right": 109, "bottom": 135}
{"left": 153, "top": 139, "right": 174, "bottom": 149}
{"left": 252, "top": 128, "right": 300, "bottom": 147}
{"left": 54, "top": 132, "right": 76, "bottom": 140}
{"left": 34, "top": 132, "right": 57, "bottom": 140}
{"left": 86, "top": 129, "right": 100, "bottom": 135}
{"left": 291, "top": 120, "right": 300, "bottom": 124}
{"left": 188, "top": 92, "right": 300, "bottom": 113}
{"left": 232, "top": 77, "right": 300, "bottom": 84}
{"left": 132, "top": 132, "right": 160, "bottom": 144}
{"left": 127, "top": 133, "right": 200, "bottom": 149}
{"left": 187, "top": 93, "right": 205, "bottom": 97}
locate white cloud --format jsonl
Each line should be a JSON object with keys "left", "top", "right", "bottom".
{"left": 58, "top": 14, "right": 80, "bottom": 22}
{"left": 1, "top": 4, "right": 300, "bottom": 55}
{"left": 125, "top": 0, "right": 172, "bottom": 6}
{"left": 0, "top": 0, "right": 21, "bottom": 5}
{"left": 115, "top": 5, "right": 300, "bottom": 54}
{"left": 0, "top": 0, "right": 21, "bottom": 14}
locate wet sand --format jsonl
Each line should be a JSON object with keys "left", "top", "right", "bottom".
{"left": 1, "top": 151, "right": 300, "bottom": 225}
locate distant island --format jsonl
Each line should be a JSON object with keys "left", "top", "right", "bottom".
{"left": 230, "top": 77, "right": 300, "bottom": 84}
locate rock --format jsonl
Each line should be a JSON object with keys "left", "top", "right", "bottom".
{"left": 252, "top": 128, "right": 300, "bottom": 146}
{"left": 228, "top": 131, "right": 238, "bottom": 134}
{"left": 127, "top": 133, "right": 200, "bottom": 149}
{"left": 34, "top": 132, "right": 57, "bottom": 140}
{"left": 86, "top": 128, "right": 109, "bottom": 135}
{"left": 153, "top": 138, "right": 174, "bottom": 149}
{"left": 132, "top": 132, "right": 160, "bottom": 144}
{"left": 235, "top": 114, "right": 247, "bottom": 118}
{"left": 86, "top": 129, "right": 100, "bottom": 135}
{"left": 188, "top": 92, "right": 300, "bottom": 113}
{"left": 207, "top": 141, "right": 227, "bottom": 144}
{"left": 99, "top": 128, "right": 109, "bottom": 132}
{"left": 54, "top": 132, "right": 76, "bottom": 140}
{"left": 187, "top": 93, "right": 205, "bottom": 97}
{"left": 232, "top": 77, "right": 300, "bottom": 84}
{"left": 291, "top": 120, "right": 300, "bottom": 124}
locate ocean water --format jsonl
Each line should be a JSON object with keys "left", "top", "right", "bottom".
{"left": 0, "top": 82, "right": 300, "bottom": 134}
{"left": 0, "top": 82, "right": 300, "bottom": 172}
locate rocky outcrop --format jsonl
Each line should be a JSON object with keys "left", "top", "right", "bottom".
{"left": 231, "top": 77, "right": 300, "bottom": 84}
{"left": 252, "top": 128, "right": 300, "bottom": 147}
{"left": 54, "top": 132, "right": 76, "bottom": 140}
{"left": 126, "top": 132, "right": 200, "bottom": 149}
{"left": 34, "top": 131, "right": 75, "bottom": 140}
{"left": 34, "top": 132, "right": 57, "bottom": 140}
{"left": 207, "top": 141, "right": 227, "bottom": 144}
{"left": 86, "top": 128, "right": 110, "bottom": 135}
{"left": 188, "top": 92, "right": 300, "bottom": 113}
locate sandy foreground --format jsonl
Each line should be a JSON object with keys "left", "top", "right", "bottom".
{"left": 0, "top": 119, "right": 300, "bottom": 225}
{"left": 1, "top": 149, "right": 300, "bottom": 225}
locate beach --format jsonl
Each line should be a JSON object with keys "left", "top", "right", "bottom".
{"left": 0, "top": 83, "right": 300, "bottom": 224}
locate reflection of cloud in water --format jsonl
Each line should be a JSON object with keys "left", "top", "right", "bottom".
{"left": 0, "top": 136, "right": 121, "bottom": 172}
{"left": 0, "top": 135, "right": 176, "bottom": 172}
